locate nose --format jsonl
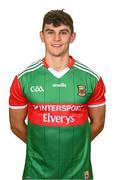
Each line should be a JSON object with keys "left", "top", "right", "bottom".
{"left": 54, "top": 33, "right": 61, "bottom": 41}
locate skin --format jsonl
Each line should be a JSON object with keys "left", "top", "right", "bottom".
{"left": 9, "top": 108, "right": 27, "bottom": 143}
{"left": 9, "top": 23, "right": 105, "bottom": 143}
{"left": 40, "top": 24, "right": 76, "bottom": 71}
{"left": 88, "top": 106, "right": 106, "bottom": 140}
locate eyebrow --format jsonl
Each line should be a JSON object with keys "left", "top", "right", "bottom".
{"left": 44, "top": 28, "right": 70, "bottom": 33}
{"left": 44, "top": 29, "right": 54, "bottom": 32}
{"left": 60, "top": 29, "right": 70, "bottom": 32}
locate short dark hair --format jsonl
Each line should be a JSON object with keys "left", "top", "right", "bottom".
{"left": 42, "top": 9, "right": 74, "bottom": 33}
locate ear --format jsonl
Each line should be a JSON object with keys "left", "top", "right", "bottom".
{"left": 70, "top": 32, "right": 76, "bottom": 43}
{"left": 40, "top": 31, "right": 45, "bottom": 42}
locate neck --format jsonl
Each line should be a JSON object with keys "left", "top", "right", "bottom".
{"left": 45, "top": 53, "right": 70, "bottom": 71}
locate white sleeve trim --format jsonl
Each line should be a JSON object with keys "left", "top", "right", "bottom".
{"left": 9, "top": 104, "right": 27, "bottom": 109}
{"left": 88, "top": 102, "right": 106, "bottom": 108}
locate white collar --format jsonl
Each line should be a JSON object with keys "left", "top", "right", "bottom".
{"left": 48, "top": 67, "right": 70, "bottom": 78}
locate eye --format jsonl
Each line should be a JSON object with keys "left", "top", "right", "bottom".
{"left": 60, "top": 31, "right": 68, "bottom": 35}
{"left": 47, "top": 31, "right": 53, "bottom": 34}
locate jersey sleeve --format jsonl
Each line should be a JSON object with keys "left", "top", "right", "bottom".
{"left": 88, "top": 77, "right": 106, "bottom": 108}
{"left": 9, "top": 76, "right": 28, "bottom": 109}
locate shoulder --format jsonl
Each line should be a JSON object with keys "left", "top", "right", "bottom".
{"left": 17, "top": 59, "right": 43, "bottom": 80}
{"left": 73, "top": 59, "right": 100, "bottom": 82}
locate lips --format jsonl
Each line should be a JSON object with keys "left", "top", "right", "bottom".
{"left": 51, "top": 44, "right": 62, "bottom": 47}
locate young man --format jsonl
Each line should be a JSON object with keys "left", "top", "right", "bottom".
{"left": 9, "top": 10, "right": 106, "bottom": 179}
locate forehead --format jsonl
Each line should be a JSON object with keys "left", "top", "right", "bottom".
{"left": 43, "top": 23, "right": 71, "bottom": 32}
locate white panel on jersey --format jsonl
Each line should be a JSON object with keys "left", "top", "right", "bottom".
{"left": 9, "top": 104, "right": 28, "bottom": 109}
{"left": 88, "top": 102, "right": 106, "bottom": 108}
{"left": 48, "top": 67, "right": 70, "bottom": 78}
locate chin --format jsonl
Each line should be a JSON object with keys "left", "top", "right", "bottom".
{"left": 51, "top": 53, "right": 64, "bottom": 57}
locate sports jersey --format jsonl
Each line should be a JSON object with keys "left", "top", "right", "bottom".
{"left": 9, "top": 56, "right": 106, "bottom": 179}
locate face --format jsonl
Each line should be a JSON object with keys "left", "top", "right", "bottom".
{"left": 40, "top": 24, "right": 76, "bottom": 57}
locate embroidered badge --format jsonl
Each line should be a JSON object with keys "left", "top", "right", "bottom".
{"left": 77, "top": 85, "right": 86, "bottom": 96}
{"left": 84, "top": 170, "right": 89, "bottom": 180}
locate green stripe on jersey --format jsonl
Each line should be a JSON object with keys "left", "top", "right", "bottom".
{"left": 26, "top": 59, "right": 42, "bottom": 69}
{"left": 74, "top": 61, "right": 100, "bottom": 80}
{"left": 18, "top": 60, "right": 43, "bottom": 79}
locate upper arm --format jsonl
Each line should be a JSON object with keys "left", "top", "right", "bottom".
{"left": 9, "top": 108, "right": 28, "bottom": 129}
{"left": 9, "top": 76, "right": 28, "bottom": 128}
{"left": 88, "top": 105, "right": 106, "bottom": 125}
{"left": 87, "top": 77, "right": 106, "bottom": 126}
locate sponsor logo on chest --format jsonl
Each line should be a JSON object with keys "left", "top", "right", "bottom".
{"left": 28, "top": 104, "right": 88, "bottom": 126}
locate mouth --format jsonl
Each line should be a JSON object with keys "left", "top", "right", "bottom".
{"left": 51, "top": 44, "right": 63, "bottom": 47}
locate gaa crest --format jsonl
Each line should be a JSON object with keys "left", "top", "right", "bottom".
{"left": 77, "top": 85, "right": 86, "bottom": 96}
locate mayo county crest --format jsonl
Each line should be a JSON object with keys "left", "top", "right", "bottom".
{"left": 84, "top": 170, "right": 89, "bottom": 180}
{"left": 77, "top": 85, "right": 86, "bottom": 96}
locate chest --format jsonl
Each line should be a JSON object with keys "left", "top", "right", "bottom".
{"left": 23, "top": 68, "right": 93, "bottom": 104}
